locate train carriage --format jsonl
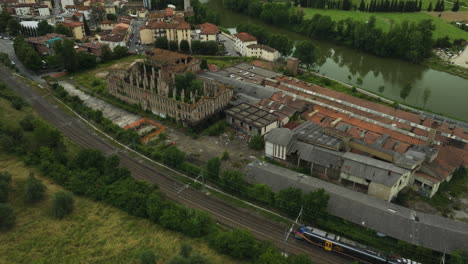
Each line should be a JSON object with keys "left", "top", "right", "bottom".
{"left": 294, "top": 226, "right": 420, "bottom": 264}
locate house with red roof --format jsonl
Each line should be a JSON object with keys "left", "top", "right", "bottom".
{"left": 198, "top": 23, "right": 218, "bottom": 42}
{"left": 234, "top": 32, "right": 257, "bottom": 56}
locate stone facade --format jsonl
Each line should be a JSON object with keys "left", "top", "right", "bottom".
{"left": 107, "top": 49, "right": 233, "bottom": 125}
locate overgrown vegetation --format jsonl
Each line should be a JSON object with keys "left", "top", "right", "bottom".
{"left": 0, "top": 81, "right": 311, "bottom": 264}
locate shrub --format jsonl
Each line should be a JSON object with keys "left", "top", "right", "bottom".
{"left": 0, "top": 172, "right": 12, "bottom": 202}
{"left": 221, "top": 150, "right": 229, "bottom": 161}
{"left": 206, "top": 157, "right": 221, "bottom": 180}
{"left": 23, "top": 173, "right": 46, "bottom": 203}
{"left": 162, "top": 146, "right": 186, "bottom": 168}
{"left": 50, "top": 191, "right": 74, "bottom": 219}
{"left": 140, "top": 249, "right": 157, "bottom": 264}
{"left": 248, "top": 135, "right": 264, "bottom": 150}
{"left": 167, "top": 256, "right": 189, "bottom": 264}
{"left": 187, "top": 253, "right": 210, "bottom": 264}
{"left": 19, "top": 115, "right": 35, "bottom": 131}
{"left": 180, "top": 242, "right": 192, "bottom": 258}
{"left": 0, "top": 203, "right": 15, "bottom": 231}
{"left": 209, "top": 229, "right": 260, "bottom": 260}
{"left": 203, "top": 120, "right": 227, "bottom": 136}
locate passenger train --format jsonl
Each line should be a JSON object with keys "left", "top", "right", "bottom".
{"left": 294, "top": 225, "right": 421, "bottom": 264}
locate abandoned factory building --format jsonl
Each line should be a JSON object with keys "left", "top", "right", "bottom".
{"left": 107, "top": 49, "right": 233, "bottom": 125}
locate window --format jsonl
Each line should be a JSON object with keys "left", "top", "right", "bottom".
{"left": 249, "top": 125, "right": 252, "bottom": 131}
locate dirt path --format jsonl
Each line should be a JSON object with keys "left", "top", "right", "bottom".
{"left": 452, "top": 45, "right": 468, "bottom": 68}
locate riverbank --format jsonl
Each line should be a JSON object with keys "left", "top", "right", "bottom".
{"left": 424, "top": 55, "right": 468, "bottom": 80}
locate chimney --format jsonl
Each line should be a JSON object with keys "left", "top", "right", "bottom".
{"left": 287, "top": 57, "right": 299, "bottom": 76}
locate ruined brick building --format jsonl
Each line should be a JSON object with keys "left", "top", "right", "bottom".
{"left": 107, "top": 49, "right": 233, "bottom": 125}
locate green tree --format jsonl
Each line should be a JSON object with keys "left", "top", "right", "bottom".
{"left": 140, "top": 250, "right": 157, "bottom": 264}
{"left": 450, "top": 250, "right": 466, "bottom": 264}
{"left": 24, "top": 173, "right": 46, "bottom": 203}
{"left": 146, "top": 191, "right": 167, "bottom": 223}
{"left": 106, "top": 13, "right": 117, "bottom": 20}
{"left": 220, "top": 170, "right": 245, "bottom": 193}
{"left": 201, "top": 41, "right": 218, "bottom": 55}
{"left": 168, "top": 40, "right": 178, "bottom": 51}
{"left": 248, "top": 135, "right": 264, "bottom": 150}
{"left": 162, "top": 146, "right": 185, "bottom": 168}
{"left": 113, "top": 45, "right": 129, "bottom": 59}
{"left": 0, "top": 12, "right": 12, "bottom": 33}
{"left": 276, "top": 187, "right": 303, "bottom": 217}
{"left": 191, "top": 40, "right": 202, "bottom": 54}
{"left": 50, "top": 191, "right": 74, "bottom": 219}
{"left": 451, "top": 0, "right": 459, "bottom": 11}
{"left": 248, "top": 184, "right": 274, "bottom": 205}
{"left": 0, "top": 172, "right": 12, "bottom": 203}
{"left": 100, "top": 45, "right": 113, "bottom": 62}
{"left": 287, "top": 254, "right": 313, "bottom": 264}
{"left": 20, "top": 115, "right": 35, "bottom": 131}
{"left": 180, "top": 39, "right": 190, "bottom": 52}
{"left": 0, "top": 203, "right": 15, "bottom": 231}
{"left": 7, "top": 19, "right": 20, "bottom": 36}
{"left": 54, "top": 24, "right": 73, "bottom": 37}
{"left": 293, "top": 40, "right": 316, "bottom": 67}
{"left": 209, "top": 229, "right": 260, "bottom": 260}
{"left": 200, "top": 59, "right": 208, "bottom": 70}
{"left": 155, "top": 37, "right": 168, "bottom": 49}
{"left": 206, "top": 157, "right": 221, "bottom": 180}
{"left": 37, "top": 20, "right": 54, "bottom": 36}
{"left": 302, "top": 188, "right": 329, "bottom": 221}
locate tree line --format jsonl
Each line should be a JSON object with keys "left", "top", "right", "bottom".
{"left": 227, "top": 0, "right": 445, "bottom": 63}
{"left": 294, "top": 0, "right": 460, "bottom": 12}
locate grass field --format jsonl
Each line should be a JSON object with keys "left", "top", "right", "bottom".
{"left": 302, "top": 8, "right": 468, "bottom": 40}
{"left": 0, "top": 155, "right": 240, "bottom": 264}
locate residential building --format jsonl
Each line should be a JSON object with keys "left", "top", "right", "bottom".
{"left": 246, "top": 44, "right": 279, "bottom": 62}
{"left": 97, "top": 33, "right": 125, "bottom": 50}
{"left": 107, "top": 49, "right": 233, "bottom": 125}
{"left": 60, "top": 0, "right": 73, "bottom": 9}
{"left": 226, "top": 103, "right": 280, "bottom": 136}
{"left": 104, "top": 3, "right": 115, "bottom": 14}
{"left": 77, "top": 42, "right": 108, "bottom": 57}
{"left": 198, "top": 23, "right": 218, "bottom": 42}
{"left": 61, "top": 21, "right": 84, "bottom": 39}
{"left": 233, "top": 32, "right": 257, "bottom": 56}
{"left": 26, "top": 33, "right": 67, "bottom": 55}
{"left": 99, "top": 20, "right": 116, "bottom": 30}
{"left": 139, "top": 17, "right": 191, "bottom": 47}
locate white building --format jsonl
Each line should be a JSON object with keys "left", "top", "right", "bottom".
{"left": 246, "top": 44, "right": 280, "bottom": 62}
{"left": 37, "top": 6, "right": 50, "bottom": 16}
{"left": 15, "top": 5, "right": 33, "bottom": 16}
{"left": 61, "top": 0, "right": 74, "bottom": 10}
{"left": 233, "top": 32, "right": 257, "bottom": 56}
{"left": 198, "top": 23, "right": 218, "bottom": 42}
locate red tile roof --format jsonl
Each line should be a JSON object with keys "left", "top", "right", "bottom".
{"left": 234, "top": 32, "right": 257, "bottom": 42}
{"left": 199, "top": 23, "right": 218, "bottom": 35}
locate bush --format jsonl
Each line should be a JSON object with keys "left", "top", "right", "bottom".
{"left": 162, "top": 146, "right": 186, "bottom": 168}
{"left": 206, "top": 157, "right": 221, "bottom": 180}
{"left": 50, "top": 191, "right": 74, "bottom": 219}
{"left": 187, "top": 253, "right": 210, "bottom": 264}
{"left": 167, "top": 256, "right": 190, "bottom": 264}
{"left": 140, "top": 249, "right": 157, "bottom": 264}
{"left": 19, "top": 115, "right": 35, "bottom": 131}
{"left": 23, "top": 173, "right": 46, "bottom": 203}
{"left": 221, "top": 150, "right": 229, "bottom": 161}
{"left": 0, "top": 172, "right": 12, "bottom": 202}
{"left": 180, "top": 242, "right": 192, "bottom": 258}
{"left": 209, "top": 229, "right": 260, "bottom": 260}
{"left": 203, "top": 120, "right": 227, "bottom": 136}
{"left": 248, "top": 135, "right": 264, "bottom": 150}
{"left": 0, "top": 203, "right": 15, "bottom": 231}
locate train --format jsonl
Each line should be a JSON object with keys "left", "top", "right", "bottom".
{"left": 294, "top": 225, "right": 421, "bottom": 264}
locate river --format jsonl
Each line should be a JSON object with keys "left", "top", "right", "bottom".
{"left": 201, "top": 0, "right": 468, "bottom": 121}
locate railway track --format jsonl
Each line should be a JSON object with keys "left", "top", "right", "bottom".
{"left": 1, "top": 68, "right": 350, "bottom": 264}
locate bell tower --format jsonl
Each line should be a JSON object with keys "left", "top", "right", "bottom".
{"left": 184, "top": 0, "right": 192, "bottom": 11}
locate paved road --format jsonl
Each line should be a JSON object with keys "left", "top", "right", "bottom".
{"left": 218, "top": 33, "right": 238, "bottom": 56}
{"left": 0, "top": 66, "right": 350, "bottom": 264}
{"left": 127, "top": 18, "right": 144, "bottom": 54}
{"left": 0, "top": 39, "right": 44, "bottom": 83}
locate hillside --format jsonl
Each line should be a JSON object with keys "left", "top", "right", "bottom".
{"left": 0, "top": 154, "right": 239, "bottom": 264}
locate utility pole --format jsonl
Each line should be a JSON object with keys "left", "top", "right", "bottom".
{"left": 177, "top": 169, "right": 204, "bottom": 194}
